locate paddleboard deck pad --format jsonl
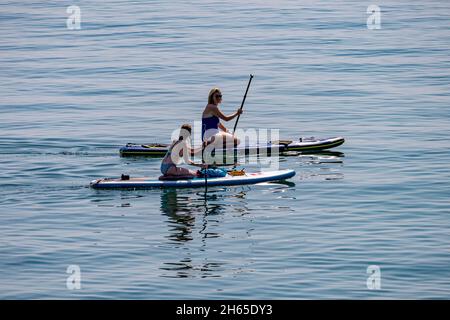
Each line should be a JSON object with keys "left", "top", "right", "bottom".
{"left": 90, "top": 169, "right": 296, "bottom": 189}
{"left": 119, "top": 136, "right": 345, "bottom": 156}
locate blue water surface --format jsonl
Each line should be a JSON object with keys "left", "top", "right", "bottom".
{"left": 1, "top": 0, "right": 450, "bottom": 299}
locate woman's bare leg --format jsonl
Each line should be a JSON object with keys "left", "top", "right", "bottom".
{"left": 209, "top": 132, "right": 240, "bottom": 148}
{"left": 166, "top": 166, "right": 197, "bottom": 177}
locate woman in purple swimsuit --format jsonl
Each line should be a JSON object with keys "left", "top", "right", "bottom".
{"left": 202, "top": 88, "right": 243, "bottom": 147}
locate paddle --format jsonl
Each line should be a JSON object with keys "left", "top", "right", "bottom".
{"left": 231, "top": 74, "right": 253, "bottom": 169}
{"left": 232, "top": 74, "right": 254, "bottom": 134}
{"left": 202, "top": 141, "right": 208, "bottom": 193}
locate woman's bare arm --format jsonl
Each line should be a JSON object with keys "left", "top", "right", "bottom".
{"left": 189, "top": 139, "right": 215, "bottom": 155}
{"left": 218, "top": 122, "right": 228, "bottom": 132}
{"left": 211, "top": 105, "right": 241, "bottom": 122}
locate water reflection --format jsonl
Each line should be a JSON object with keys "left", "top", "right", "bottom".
{"left": 157, "top": 170, "right": 300, "bottom": 278}
{"left": 159, "top": 188, "right": 233, "bottom": 278}
{"left": 160, "top": 258, "right": 224, "bottom": 279}
{"left": 159, "top": 189, "right": 230, "bottom": 243}
{"left": 297, "top": 151, "right": 345, "bottom": 181}
{"left": 159, "top": 189, "right": 196, "bottom": 242}
{"left": 158, "top": 188, "right": 253, "bottom": 278}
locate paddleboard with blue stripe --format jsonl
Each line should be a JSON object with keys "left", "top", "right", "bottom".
{"left": 90, "top": 169, "right": 296, "bottom": 189}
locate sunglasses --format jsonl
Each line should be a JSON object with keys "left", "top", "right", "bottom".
{"left": 215, "top": 94, "right": 222, "bottom": 98}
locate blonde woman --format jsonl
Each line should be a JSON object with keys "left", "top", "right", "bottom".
{"left": 201, "top": 88, "right": 243, "bottom": 147}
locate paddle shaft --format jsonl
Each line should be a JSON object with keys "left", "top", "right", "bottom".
{"left": 232, "top": 74, "right": 253, "bottom": 134}
{"left": 202, "top": 143, "right": 208, "bottom": 192}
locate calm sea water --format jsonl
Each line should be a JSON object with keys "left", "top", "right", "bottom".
{"left": 1, "top": 0, "right": 450, "bottom": 299}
